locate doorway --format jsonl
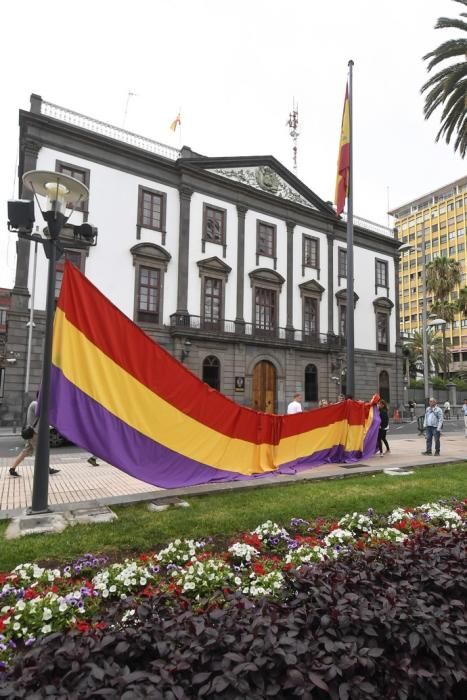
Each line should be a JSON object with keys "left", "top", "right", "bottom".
{"left": 252, "top": 360, "right": 276, "bottom": 413}
{"left": 379, "top": 370, "right": 390, "bottom": 404}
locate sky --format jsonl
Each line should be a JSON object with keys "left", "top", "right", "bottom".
{"left": 1, "top": 0, "right": 465, "bottom": 288}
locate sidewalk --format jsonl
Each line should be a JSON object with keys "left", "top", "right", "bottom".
{"left": 1, "top": 433, "right": 466, "bottom": 519}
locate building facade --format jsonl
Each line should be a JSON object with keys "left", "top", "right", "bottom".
{"left": 390, "top": 176, "right": 467, "bottom": 373}
{"left": 1, "top": 94, "right": 402, "bottom": 426}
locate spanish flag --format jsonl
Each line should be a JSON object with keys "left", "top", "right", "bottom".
{"left": 335, "top": 85, "right": 350, "bottom": 216}
{"left": 170, "top": 113, "right": 181, "bottom": 131}
{"left": 48, "top": 263, "right": 379, "bottom": 488}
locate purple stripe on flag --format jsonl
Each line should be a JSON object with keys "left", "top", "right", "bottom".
{"left": 362, "top": 406, "right": 380, "bottom": 459}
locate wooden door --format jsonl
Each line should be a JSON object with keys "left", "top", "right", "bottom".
{"left": 252, "top": 361, "right": 276, "bottom": 413}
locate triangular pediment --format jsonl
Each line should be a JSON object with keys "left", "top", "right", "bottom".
{"left": 197, "top": 256, "right": 232, "bottom": 276}
{"left": 179, "top": 154, "right": 336, "bottom": 216}
{"left": 299, "top": 279, "right": 325, "bottom": 296}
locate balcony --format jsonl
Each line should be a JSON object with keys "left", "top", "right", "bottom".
{"left": 170, "top": 314, "right": 343, "bottom": 350}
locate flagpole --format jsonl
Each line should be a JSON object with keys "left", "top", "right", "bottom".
{"left": 178, "top": 107, "right": 182, "bottom": 150}
{"left": 346, "top": 59, "right": 355, "bottom": 397}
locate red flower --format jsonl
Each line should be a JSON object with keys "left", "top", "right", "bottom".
{"left": 23, "top": 588, "right": 40, "bottom": 601}
{"left": 252, "top": 563, "right": 266, "bottom": 576}
{"left": 74, "top": 620, "right": 91, "bottom": 632}
{"left": 94, "top": 621, "right": 107, "bottom": 630}
{"left": 139, "top": 554, "right": 149, "bottom": 562}
{"left": 242, "top": 533, "right": 262, "bottom": 549}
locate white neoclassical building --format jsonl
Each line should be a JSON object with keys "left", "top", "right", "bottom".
{"left": 1, "top": 94, "right": 403, "bottom": 425}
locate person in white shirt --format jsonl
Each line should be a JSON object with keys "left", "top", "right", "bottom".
{"left": 443, "top": 400, "right": 451, "bottom": 420}
{"left": 287, "top": 393, "right": 303, "bottom": 414}
{"left": 463, "top": 398, "right": 467, "bottom": 437}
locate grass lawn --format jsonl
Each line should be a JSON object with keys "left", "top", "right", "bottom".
{"left": 0, "top": 462, "right": 465, "bottom": 571}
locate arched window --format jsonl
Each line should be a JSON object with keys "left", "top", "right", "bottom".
{"left": 305, "top": 364, "right": 318, "bottom": 402}
{"left": 379, "top": 370, "right": 390, "bottom": 404}
{"left": 203, "top": 355, "right": 220, "bottom": 391}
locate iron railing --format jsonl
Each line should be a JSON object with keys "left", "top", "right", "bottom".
{"left": 170, "top": 313, "right": 343, "bottom": 349}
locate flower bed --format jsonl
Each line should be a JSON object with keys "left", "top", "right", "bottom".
{"left": 0, "top": 499, "right": 466, "bottom": 699}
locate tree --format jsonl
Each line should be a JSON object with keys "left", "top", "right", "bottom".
{"left": 426, "top": 256, "right": 461, "bottom": 302}
{"left": 426, "top": 258, "right": 460, "bottom": 378}
{"left": 421, "top": 0, "right": 467, "bottom": 157}
{"left": 403, "top": 329, "right": 444, "bottom": 376}
{"left": 457, "top": 286, "right": 467, "bottom": 315}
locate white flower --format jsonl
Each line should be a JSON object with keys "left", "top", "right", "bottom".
{"left": 42, "top": 607, "right": 52, "bottom": 621}
{"left": 41, "top": 624, "right": 52, "bottom": 634}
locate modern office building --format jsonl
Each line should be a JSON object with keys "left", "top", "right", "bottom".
{"left": 1, "top": 94, "right": 402, "bottom": 426}
{"left": 390, "top": 176, "right": 467, "bottom": 373}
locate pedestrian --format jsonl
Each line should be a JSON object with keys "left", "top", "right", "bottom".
{"left": 422, "top": 397, "right": 443, "bottom": 456}
{"left": 9, "top": 397, "right": 60, "bottom": 477}
{"left": 463, "top": 398, "right": 467, "bottom": 437}
{"left": 319, "top": 399, "right": 329, "bottom": 408}
{"left": 408, "top": 399, "right": 416, "bottom": 420}
{"left": 376, "top": 399, "right": 390, "bottom": 457}
{"left": 443, "top": 400, "right": 451, "bottom": 420}
{"left": 287, "top": 393, "right": 303, "bottom": 414}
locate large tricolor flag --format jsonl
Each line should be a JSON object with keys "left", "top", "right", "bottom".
{"left": 335, "top": 85, "right": 350, "bottom": 216}
{"left": 49, "top": 263, "right": 379, "bottom": 488}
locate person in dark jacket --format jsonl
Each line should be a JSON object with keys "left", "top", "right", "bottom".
{"left": 376, "top": 399, "right": 390, "bottom": 457}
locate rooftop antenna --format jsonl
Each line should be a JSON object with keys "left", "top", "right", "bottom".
{"left": 287, "top": 99, "right": 299, "bottom": 174}
{"left": 123, "top": 90, "right": 137, "bottom": 128}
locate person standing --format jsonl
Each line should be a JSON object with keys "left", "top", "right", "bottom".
{"left": 287, "top": 393, "right": 303, "bottom": 414}
{"left": 376, "top": 399, "right": 390, "bottom": 456}
{"left": 443, "top": 400, "right": 451, "bottom": 420}
{"left": 422, "top": 397, "right": 443, "bottom": 456}
{"left": 9, "top": 398, "right": 60, "bottom": 477}
{"left": 463, "top": 398, "right": 467, "bottom": 437}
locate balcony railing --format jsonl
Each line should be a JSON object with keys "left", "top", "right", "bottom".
{"left": 170, "top": 313, "right": 343, "bottom": 349}
{"left": 41, "top": 101, "right": 180, "bottom": 161}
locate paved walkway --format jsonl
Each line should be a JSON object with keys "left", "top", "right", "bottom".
{"left": 1, "top": 432, "right": 466, "bottom": 519}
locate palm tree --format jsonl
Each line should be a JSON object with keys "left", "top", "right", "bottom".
{"left": 430, "top": 300, "right": 457, "bottom": 375}
{"left": 426, "top": 257, "right": 461, "bottom": 302}
{"left": 426, "top": 259, "right": 460, "bottom": 378}
{"left": 421, "top": 0, "right": 467, "bottom": 157}
{"left": 404, "top": 329, "right": 444, "bottom": 377}
{"left": 457, "top": 286, "right": 467, "bottom": 315}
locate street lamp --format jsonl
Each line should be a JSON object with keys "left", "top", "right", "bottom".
{"left": 428, "top": 316, "right": 448, "bottom": 378}
{"left": 399, "top": 240, "right": 429, "bottom": 406}
{"left": 18, "top": 171, "right": 89, "bottom": 514}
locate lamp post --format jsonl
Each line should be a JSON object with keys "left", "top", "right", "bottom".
{"left": 428, "top": 317, "right": 448, "bottom": 379}
{"left": 399, "top": 239, "right": 429, "bottom": 406}
{"left": 21, "top": 171, "right": 90, "bottom": 514}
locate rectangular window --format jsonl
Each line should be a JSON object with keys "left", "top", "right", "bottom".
{"left": 338, "top": 248, "right": 347, "bottom": 278}
{"left": 0, "top": 309, "right": 6, "bottom": 327}
{"left": 303, "top": 297, "right": 318, "bottom": 335}
{"left": 139, "top": 188, "right": 164, "bottom": 231}
{"left": 203, "top": 277, "right": 222, "bottom": 329}
{"left": 137, "top": 266, "right": 161, "bottom": 323}
{"left": 256, "top": 222, "right": 276, "bottom": 259}
{"left": 56, "top": 161, "right": 89, "bottom": 212}
{"left": 203, "top": 205, "right": 226, "bottom": 246}
{"left": 339, "top": 304, "right": 346, "bottom": 336}
{"left": 375, "top": 259, "right": 388, "bottom": 287}
{"left": 255, "top": 287, "right": 276, "bottom": 333}
{"left": 431, "top": 224, "right": 438, "bottom": 232}
{"left": 303, "top": 236, "right": 319, "bottom": 269}
{"left": 55, "top": 250, "right": 83, "bottom": 299}
{"left": 377, "top": 313, "right": 388, "bottom": 351}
